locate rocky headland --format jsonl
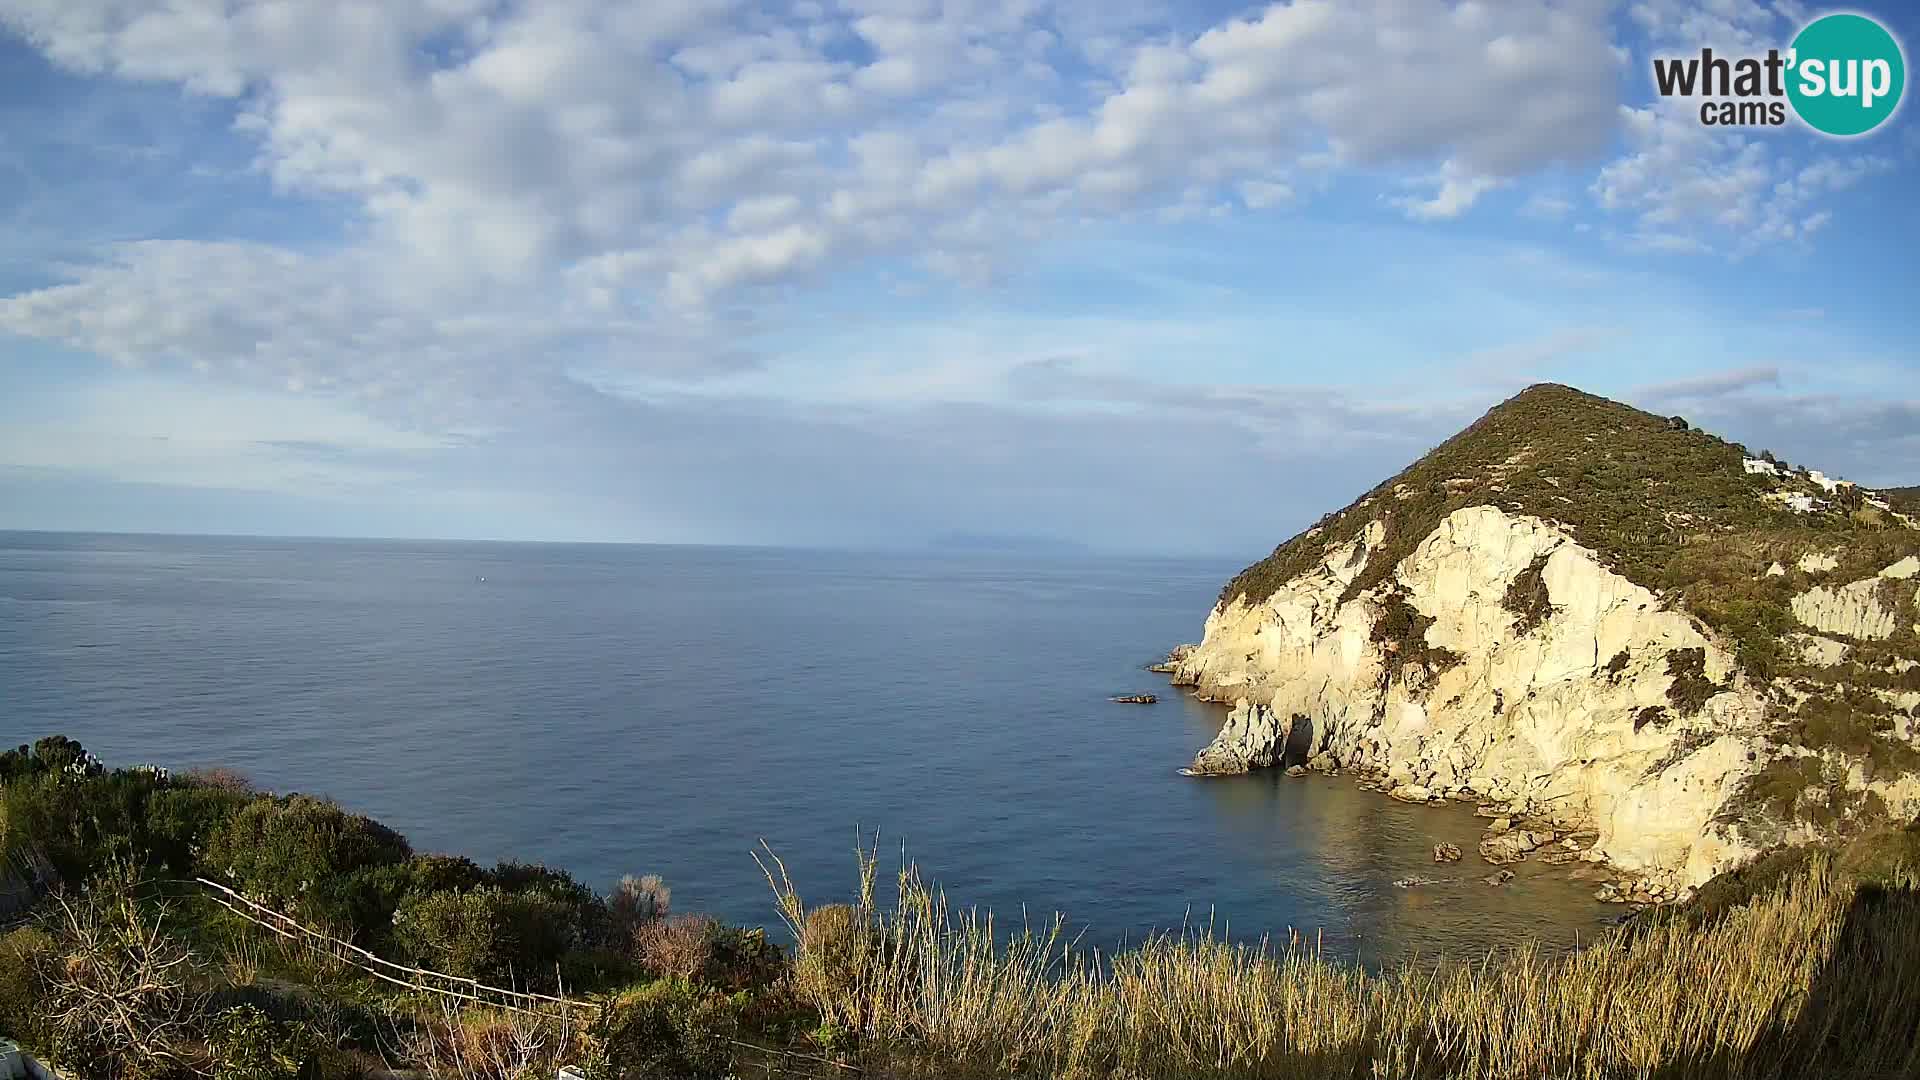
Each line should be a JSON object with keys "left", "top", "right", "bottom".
{"left": 1162, "top": 385, "right": 1920, "bottom": 903}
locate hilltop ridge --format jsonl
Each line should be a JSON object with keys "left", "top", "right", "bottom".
{"left": 1226, "top": 383, "right": 1914, "bottom": 612}
{"left": 1168, "top": 384, "right": 1920, "bottom": 897}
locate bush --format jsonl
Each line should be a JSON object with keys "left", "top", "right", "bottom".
{"left": 206, "top": 1004, "right": 319, "bottom": 1080}
{"left": 143, "top": 783, "right": 256, "bottom": 874}
{"left": 0, "top": 736, "right": 98, "bottom": 782}
{"left": 0, "top": 768, "right": 166, "bottom": 887}
{"left": 611, "top": 873, "right": 671, "bottom": 935}
{"left": 494, "top": 861, "right": 609, "bottom": 947}
{"left": 1502, "top": 553, "right": 1555, "bottom": 636}
{"left": 0, "top": 925, "right": 55, "bottom": 1045}
{"left": 597, "top": 979, "right": 736, "bottom": 1080}
{"left": 794, "top": 904, "right": 865, "bottom": 1006}
{"left": 635, "top": 915, "right": 718, "bottom": 982}
{"left": 706, "top": 925, "right": 785, "bottom": 992}
{"left": 182, "top": 766, "right": 256, "bottom": 793}
{"left": 405, "top": 853, "right": 494, "bottom": 894}
{"left": 41, "top": 872, "right": 206, "bottom": 1077}
{"left": 203, "top": 795, "right": 411, "bottom": 932}
{"left": 393, "top": 885, "right": 580, "bottom": 988}
{"left": 1664, "top": 647, "right": 1720, "bottom": 714}
{"left": 630, "top": 915, "right": 786, "bottom": 992}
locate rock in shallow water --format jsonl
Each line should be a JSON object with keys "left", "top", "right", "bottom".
{"left": 1434, "top": 843, "right": 1463, "bottom": 863}
{"left": 1184, "top": 699, "right": 1287, "bottom": 775}
{"left": 1479, "top": 829, "right": 1552, "bottom": 865}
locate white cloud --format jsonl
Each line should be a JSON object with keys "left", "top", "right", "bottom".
{"left": 1393, "top": 161, "right": 1503, "bottom": 221}
{"left": 1589, "top": 1, "right": 1899, "bottom": 257}
{"left": 0, "top": 0, "right": 1907, "bottom": 544}
{"left": 0, "top": 0, "right": 1624, "bottom": 325}
{"left": 1590, "top": 100, "right": 1892, "bottom": 256}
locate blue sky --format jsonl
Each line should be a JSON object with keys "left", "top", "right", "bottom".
{"left": 2, "top": 0, "right": 1917, "bottom": 556}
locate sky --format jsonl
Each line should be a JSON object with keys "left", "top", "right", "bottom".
{"left": 1, "top": 0, "right": 1916, "bottom": 557}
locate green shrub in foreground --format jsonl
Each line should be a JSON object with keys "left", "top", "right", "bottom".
{"left": 203, "top": 794, "right": 411, "bottom": 931}
{"left": 142, "top": 783, "right": 256, "bottom": 874}
{"left": 0, "top": 768, "right": 164, "bottom": 887}
{"left": 206, "top": 1003, "right": 319, "bottom": 1080}
{"left": 0, "top": 925, "right": 55, "bottom": 1046}
{"left": 596, "top": 978, "right": 737, "bottom": 1080}
{"left": 393, "top": 884, "right": 582, "bottom": 988}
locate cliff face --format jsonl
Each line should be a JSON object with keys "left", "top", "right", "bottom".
{"left": 1171, "top": 386, "right": 1920, "bottom": 892}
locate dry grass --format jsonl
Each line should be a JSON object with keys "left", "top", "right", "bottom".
{"left": 394, "top": 997, "right": 591, "bottom": 1080}
{"left": 760, "top": 842, "right": 1920, "bottom": 1080}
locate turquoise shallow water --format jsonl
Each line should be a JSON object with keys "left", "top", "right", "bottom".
{"left": 0, "top": 530, "right": 1613, "bottom": 967}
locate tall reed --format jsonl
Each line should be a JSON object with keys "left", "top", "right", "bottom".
{"left": 759, "top": 842, "right": 1920, "bottom": 1079}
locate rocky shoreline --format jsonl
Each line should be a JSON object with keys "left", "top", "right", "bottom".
{"left": 1162, "top": 682, "right": 1696, "bottom": 907}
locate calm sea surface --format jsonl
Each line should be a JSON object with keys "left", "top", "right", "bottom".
{"left": 0, "top": 531, "right": 1613, "bottom": 966}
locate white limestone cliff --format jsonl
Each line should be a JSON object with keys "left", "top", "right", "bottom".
{"left": 1169, "top": 506, "right": 1920, "bottom": 890}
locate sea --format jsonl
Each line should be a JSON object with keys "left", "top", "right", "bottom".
{"left": 0, "top": 530, "right": 1614, "bottom": 967}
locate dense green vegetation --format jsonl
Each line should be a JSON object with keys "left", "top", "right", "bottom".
{"left": 5, "top": 736, "right": 1918, "bottom": 1079}
{"left": 1218, "top": 386, "right": 1920, "bottom": 645}
{"left": 0, "top": 736, "right": 807, "bottom": 1079}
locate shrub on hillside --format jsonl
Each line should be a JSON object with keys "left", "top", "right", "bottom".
{"left": 1501, "top": 553, "right": 1555, "bottom": 636}
{"left": 404, "top": 853, "right": 495, "bottom": 894}
{"left": 793, "top": 903, "right": 866, "bottom": 1007}
{"left": 143, "top": 783, "right": 257, "bottom": 874}
{"left": 401, "top": 1000, "right": 592, "bottom": 1080}
{"left": 0, "top": 767, "right": 166, "bottom": 887}
{"left": 596, "top": 979, "right": 737, "bottom": 1080}
{"left": 1664, "top": 647, "right": 1720, "bottom": 714}
{"left": 707, "top": 925, "right": 785, "bottom": 992}
{"left": 203, "top": 795, "right": 411, "bottom": 929}
{"left": 629, "top": 913, "right": 786, "bottom": 992}
{"left": 206, "top": 1003, "right": 320, "bottom": 1080}
{"left": 393, "top": 885, "right": 581, "bottom": 988}
{"left": 0, "top": 925, "right": 56, "bottom": 1046}
{"left": 611, "top": 872, "right": 671, "bottom": 936}
{"left": 41, "top": 871, "right": 206, "bottom": 1077}
{"left": 0, "top": 736, "right": 98, "bottom": 783}
{"left": 493, "top": 860, "right": 610, "bottom": 950}
{"left": 182, "top": 766, "right": 256, "bottom": 793}
{"left": 634, "top": 914, "right": 718, "bottom": 982}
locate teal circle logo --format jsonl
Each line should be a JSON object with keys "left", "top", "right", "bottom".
{"left": 1788, "top": 13, "right": 1906, "bottom": 136}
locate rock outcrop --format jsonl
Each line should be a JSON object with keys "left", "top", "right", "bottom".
{"left": 1162, "top": 385, "right": 1920, "bottom": 893}
{"left": 1791, "top": 577, "right": 1904, "bottom": 640}
{"left": 1170, "top": 505, "right": 1768, "bottom": 887}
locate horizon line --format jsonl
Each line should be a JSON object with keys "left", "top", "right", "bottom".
{"left": 0, "top": 525, "right": 1250, "bottom": 562}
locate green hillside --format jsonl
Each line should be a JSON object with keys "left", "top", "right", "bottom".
{"left": 1221, "top": 384, "right": 1920, "bottom": 677}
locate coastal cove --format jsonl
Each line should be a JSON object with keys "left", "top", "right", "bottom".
{"left": 1, "top": 530, "right": 1611, "bottom": 967}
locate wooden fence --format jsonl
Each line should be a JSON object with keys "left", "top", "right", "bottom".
{"left": 192, "top": 877, "right": 601, "bottom": 1020}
